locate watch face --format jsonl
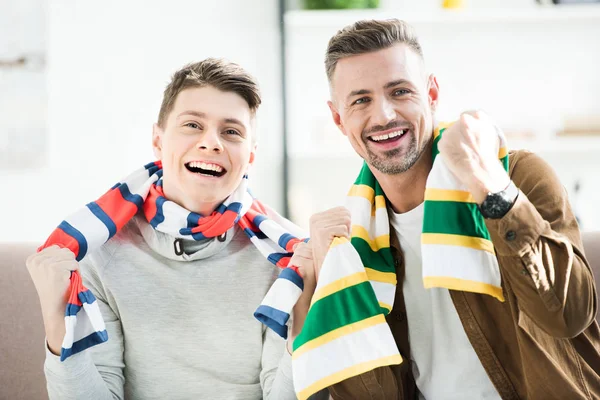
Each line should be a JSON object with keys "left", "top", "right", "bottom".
{"left": 484, "top": 196, "right": 509, "bottom": 219}
{"left": 481, "top": 183, "right": 517, "bottom": 219}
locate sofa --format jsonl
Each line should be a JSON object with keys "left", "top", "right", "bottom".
{"left": 1, "top": 234, "right": 600, "bottom": 400}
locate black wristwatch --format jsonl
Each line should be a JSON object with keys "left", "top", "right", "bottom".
{"left": 479, "top": 180, "right": 519, "bottom": 219}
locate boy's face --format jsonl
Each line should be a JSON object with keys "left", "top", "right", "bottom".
{"left": 153, "top": 85, "right": 255, "bottom": 214}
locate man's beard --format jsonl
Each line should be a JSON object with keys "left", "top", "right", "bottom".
{"left": 364, "top": 127, "right": 426, "bottom": 175}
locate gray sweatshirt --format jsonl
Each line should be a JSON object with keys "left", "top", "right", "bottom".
{"left": 44, "top": 214, "right": 297, "bottom": 400}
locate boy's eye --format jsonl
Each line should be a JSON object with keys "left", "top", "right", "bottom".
{"left": 185, "top": 122, "right": 200, "bottom": 129}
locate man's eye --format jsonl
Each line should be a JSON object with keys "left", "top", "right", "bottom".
{"left": 353, "top": 97, "right": 370, "bottom": 105}
{"left": 185, "top": 122, "right": 200, "bottom": 129}
{"left": 225, "top": 129, "right": 241, "bottom": 136}
{"left": 393, "top": 89, "right": 410, "bottom": 96}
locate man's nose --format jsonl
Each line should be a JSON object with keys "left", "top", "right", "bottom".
{"left": 371, "top": 98, "right": 396, "bottom": 127}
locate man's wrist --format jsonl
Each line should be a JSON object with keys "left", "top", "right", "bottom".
{"left": 467, "top": 163, "right": 510, "bottom": 205}
{"left": 286, "top": 269, "right": 316, "bottom": 354}
{"left": 479, "top": 180, "right": 519, "bottom": 220}
{"left": 286, "top": 335, "right": 295, "bottom": 355}
{"left": 290, "top": 303, "right": 309, "bottom": 334}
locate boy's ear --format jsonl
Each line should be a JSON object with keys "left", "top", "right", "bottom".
{"left": 152, "top": 123, "right": 163, "bottom": 159}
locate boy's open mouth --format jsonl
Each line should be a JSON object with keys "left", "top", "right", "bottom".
{"left": 185, "top": 161, "right": 227, "bottom": 177}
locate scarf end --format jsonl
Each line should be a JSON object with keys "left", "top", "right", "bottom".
{"left": 60, "top": 330, "right": 109, "bottom": 362}
{"left": 292, "top": 318, "right": 402, "bottom": 400}
{"left": 423, "top": 276, "right": 505, "bottom": 302}
{"left": 255, "top": 267, "right": 304, "bottom": 339}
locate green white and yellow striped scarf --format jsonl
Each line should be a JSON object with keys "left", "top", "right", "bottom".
{"left": 290, "top": 122, "right": 507, "bottom": 400}
{"left": 422, "top": 122, "right": 508, "bottom": 299}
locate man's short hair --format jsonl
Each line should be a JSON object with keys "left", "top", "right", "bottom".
{"left": 157, "top": 59, "right": 262, "bottom": 134}
{"left": 325, "top": 19, "right": 424, "bottom": 82}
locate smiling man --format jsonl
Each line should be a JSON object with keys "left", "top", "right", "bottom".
{"left": 25, "top": 59, "right": 319, "bottom": 400}
{"left": 307, "top": 19, "right": 600, "bottom": 399}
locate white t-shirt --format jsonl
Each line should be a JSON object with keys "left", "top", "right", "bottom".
{"left": 389, "top": 203, "right": 500, "bottom": 400}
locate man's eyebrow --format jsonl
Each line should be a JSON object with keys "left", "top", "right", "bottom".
{"left": 346, "top": 80, "right": 413, "bottom": 101}
{"left": 384, "top": 79, "right": 411, "bottom": 89}
{"left": 347, "top": 89, "right": 371, "bottom": 101}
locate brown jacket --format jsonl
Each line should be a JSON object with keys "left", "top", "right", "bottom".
{"left": 329, "top": 150, "right": 600, "bottom": 400}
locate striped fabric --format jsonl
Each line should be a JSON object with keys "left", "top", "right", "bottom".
{"left": 39, "top": 161, "right": 307, "bottom": 361}
{"left": 261, "top": 122, "right": 509, "bottom": 399}
{"left": 288, "top": 163, "right": 403, "bottom": 400}
{"left": 423, "top": 122, "right": 508, "bottom": 301}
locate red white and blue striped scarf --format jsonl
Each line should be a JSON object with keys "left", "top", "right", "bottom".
{"left": 39, "top": 161, "right": 306, "bottom": 361}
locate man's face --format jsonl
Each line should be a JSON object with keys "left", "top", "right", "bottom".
{"left": 152, "top": 86, "right": 255, "bottom": 214}
{"left": 328, "top": 44, "right": 439, "bottom": 175}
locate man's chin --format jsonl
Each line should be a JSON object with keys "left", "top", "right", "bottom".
{"left": 367, "top": 155, "right": 415, "bottom": 175}
{"left": 368, "top": 143, "right": 426, "bottom": 175}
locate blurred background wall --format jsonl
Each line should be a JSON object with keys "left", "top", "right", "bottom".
{"left": 2, "top": 0, "right": 600, "bottom": 242}
{"left": 285, "top": 0, "right": 600, "bottom": 231}
{"left": 0, "top": 0, "right": 284, "bottom": 242}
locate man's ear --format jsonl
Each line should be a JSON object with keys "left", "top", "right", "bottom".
{"left": 427, "top": 74, "right": 440, "bottom": 113}
{"left": 328, "top": 100, "right": 347, "bottom": 137}
{"left": 248, "top": 144, "right": 257, "bottom": 165}
{"left": 152, "top": 123, "right": 163, "bottom": 159}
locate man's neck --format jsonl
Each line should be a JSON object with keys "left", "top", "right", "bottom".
{"left": 372, "top": 140, "right": 433, "bottom": 214}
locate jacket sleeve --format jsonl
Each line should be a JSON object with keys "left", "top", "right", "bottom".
{"left": 328, "top": 366, "right": 400, "bottom": 400}
{"left": 485, "top": 151, "right": 597, "bottom": 338}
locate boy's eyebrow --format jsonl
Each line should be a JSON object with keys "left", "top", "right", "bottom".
{"left": 223, "top": 118, "right": 244, "bottom": 126}
{"left": 178, "top": 110, "right": 206, "bottom": 119}
{"left": 178, "top": 111, "right": 245, "bottom": 127}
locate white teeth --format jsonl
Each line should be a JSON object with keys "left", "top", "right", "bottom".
{"left": 371, "top": 129, "right": 406, "bottom": 142}
{"left": 188, "top": 161, "right": 223, "bottom": 172}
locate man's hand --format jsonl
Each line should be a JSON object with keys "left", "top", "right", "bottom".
{"left": 290, "top": 242, "right": 317, "bottom": 297}
{"left": 309, "top": 206, "right": 352, "bottom": 277}
{"left": 286, "top": 206, "right": 352, "bottom": 354}
{"left": 437, "top": 110, "right": 510, "bottom": 204}
{"left": 26, "top": 245, "right": 78, "bottom": 355}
